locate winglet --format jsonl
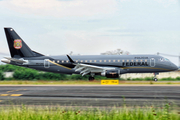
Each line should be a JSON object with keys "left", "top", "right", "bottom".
{"left": 67, "top": 55, "right": 75, "bottom": 63}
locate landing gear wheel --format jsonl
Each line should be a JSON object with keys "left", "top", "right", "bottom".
{"left": 153, "top": 73, "right": 159, "bottom": 82}
{"left": 154, "top": 78, "right": 158, "bottom": 82}
{"left": 89, "top": 77, "right": 94, "bottom": 81}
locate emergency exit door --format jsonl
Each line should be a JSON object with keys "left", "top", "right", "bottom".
{"left": 150, "top": 58, "right": 155, "bottom": 67}
{"left": 44, "top": 59, "right": 50, "bottom": 68}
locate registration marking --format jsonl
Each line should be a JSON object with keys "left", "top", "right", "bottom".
{"left": 101, "top": 80, "right": 119, "bottom": 85}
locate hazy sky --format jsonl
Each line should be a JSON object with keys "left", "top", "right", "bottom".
{"left": 0, "top": 0, "right": 180, "bottom": 65}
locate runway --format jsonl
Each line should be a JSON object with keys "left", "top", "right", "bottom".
{"left": 0, "top": 85, "right": 180, "bottom": 108}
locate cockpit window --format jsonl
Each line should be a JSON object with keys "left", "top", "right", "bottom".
{"left": 160, "top": 58, "right": 164, "bottom": 61}
{"left": 164, "top": 58, "right": 169, "bottom": 61}
{"left": 160, "top": 57, "right": 169, "bottom": 62}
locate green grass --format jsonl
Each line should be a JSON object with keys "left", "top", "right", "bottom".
{"left": 0, "top": 104, "right": 179, "bottom": 120}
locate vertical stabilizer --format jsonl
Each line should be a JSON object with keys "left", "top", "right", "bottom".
{"left": 4, "top": 28, "right": 43, "bottom": 58}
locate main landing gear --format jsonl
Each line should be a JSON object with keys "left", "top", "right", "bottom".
{"left": 153, "top": 73, "right": 159, "bottom": 82}
{"left": 89, "top": 73, "right": 95, "bottom": 81}
{"left": 89, "top": 76, "right": 95, "bottom": 81}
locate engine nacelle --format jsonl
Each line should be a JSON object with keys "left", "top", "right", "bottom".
{"left": 101, "top": 70, "right": 120, "bottom": 78}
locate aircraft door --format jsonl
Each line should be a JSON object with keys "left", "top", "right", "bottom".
{"left": 44, "top": 59, "right": 50, "bottom": 68}
{"left": 150, "top": 58, "right": 155, "bottom": 67}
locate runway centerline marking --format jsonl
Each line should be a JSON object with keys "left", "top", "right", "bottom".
{"left": 0, "top": 94, "right": 9, "bottom": 96}
{"left": 10, "top": 94, "right": 22, "bottom": 96}
{"left": 0, "top": 94, "right": 23, "bottom": 96}
{"left": 7, "top": 89, "right": 26, "bottom": 93}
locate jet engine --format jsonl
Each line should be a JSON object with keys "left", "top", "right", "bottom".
{"left": 101, "top": 70, "right": 120, "bottom": 78}
{"left": 101, "top": 68, "right": 128, "bottom": 78}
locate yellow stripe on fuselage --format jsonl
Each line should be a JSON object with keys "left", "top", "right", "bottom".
{"left": 48, "top": 60, "right": 72, "bottom": 70}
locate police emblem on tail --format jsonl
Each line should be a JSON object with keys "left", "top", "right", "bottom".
{"left": 14, "top": 39, "right": 22, "bottom": 49}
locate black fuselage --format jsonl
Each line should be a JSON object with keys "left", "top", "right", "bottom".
{"left": 12, "top": 54, "right": 177, "bottom": 75}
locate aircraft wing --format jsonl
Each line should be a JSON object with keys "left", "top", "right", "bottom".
{"left": 67, "top": 55, "right": 115, "bottom": 76}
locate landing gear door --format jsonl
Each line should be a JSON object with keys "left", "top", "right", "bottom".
{"left": 44, "top": 59, "right": 50, "bottom": 68}
{"left": 150, "top": 58, "right": 155, "bottom": 67}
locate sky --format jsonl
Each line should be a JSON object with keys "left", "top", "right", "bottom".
{"left": 0, "top": 0, "right": 180, "bottom": 65}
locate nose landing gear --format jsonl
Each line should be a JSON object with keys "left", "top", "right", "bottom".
{"left": 153, "top": 78, "right": 158, "bottom": 82}
{"left": 153, "top": 73, "right": 159, "bottom": 82}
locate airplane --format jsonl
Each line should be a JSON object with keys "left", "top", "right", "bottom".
{"left": 1, "top": 28, "right": 178, "bottom": 81}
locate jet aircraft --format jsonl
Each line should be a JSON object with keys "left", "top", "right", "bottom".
{"left": 1, "top": 28, "right": 178, "bottom": 81}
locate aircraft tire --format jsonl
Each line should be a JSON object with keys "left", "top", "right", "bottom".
{"left": 154, "top": 78, "right": 158, "bottom": 82}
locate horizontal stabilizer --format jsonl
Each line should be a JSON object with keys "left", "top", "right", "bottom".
{"left": 4, "top": 57, "right": 27, "bottom": 63}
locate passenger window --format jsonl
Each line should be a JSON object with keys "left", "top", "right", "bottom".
{"left": 94, "top": 60, "right": 96, "bottom": 62}
{"left": 122, "top": 60, "right": 124, "bottom": 62}
{"left": 113, "top": 60, "right": 115, "bottom": 62}
{"left": 90, "top": 60, "right": 92, "bottom": 62}
{"left": 104, "top": 60, "right": 106, "bottom": 62}
{"left": 136, "top": 60, "right": 138, "bottom": 62}
{"left": 127, "top": 60, "right": 129, "bottom": 62}
{"left": 62, "top": 60, "right": 64, "bottom": 63}
{"left": 85, "top": 60, "right": 87, "bottom": 62}
{"left": 81, "top": 60, "right": 83, "bottom": 62}
{"left": 118, "top": 60, "right": 120, "bottom": 62}
{"left": 109, "top": 60, "right": 111, "bottom": 62}
{"left": 131, "top": 60, "right": 133, "bottom": 62}
{"left": 66, "top": 60, "right": 69, "bottom": 63}
{"left": 99, "top": 60, "right": 102, "bottom": 62}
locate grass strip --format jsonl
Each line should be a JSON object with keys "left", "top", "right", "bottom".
{"left": 0, "top": 104, "right": 179, "bottom": 120}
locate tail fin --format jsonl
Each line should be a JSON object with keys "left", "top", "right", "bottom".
{"left": 4, "top": 28, "right": 44, "bottom": 58}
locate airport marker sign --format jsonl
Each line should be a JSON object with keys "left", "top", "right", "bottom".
{"left": 101, "top": 80, "right": 119, "bottom": 85}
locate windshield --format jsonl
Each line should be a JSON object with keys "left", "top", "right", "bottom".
{"left": 164, "top": 58, "right": 169, "bottom": 61}
{"left": 160, "top": 57, "right": 169, "bottom": 62}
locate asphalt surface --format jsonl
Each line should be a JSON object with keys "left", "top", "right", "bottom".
{"left": 0, "top": 85, "right": 179, "bottom": 108}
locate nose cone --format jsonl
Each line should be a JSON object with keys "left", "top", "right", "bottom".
{"left": 171, "top": 63, "right": 178, "bottom": 71}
